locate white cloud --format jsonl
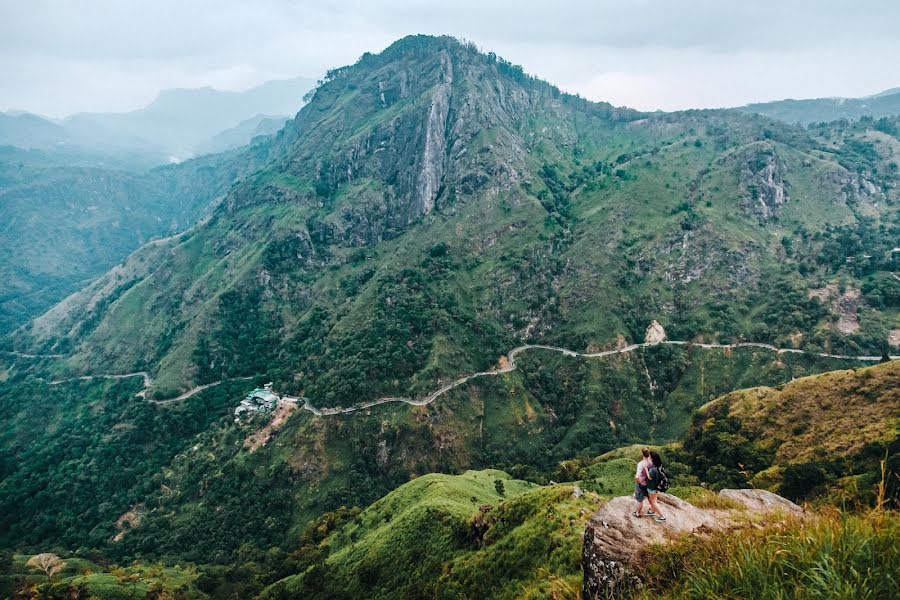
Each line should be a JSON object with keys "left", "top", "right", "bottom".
{"left": 1, "top": 0, "right": 898, "bottom": 117}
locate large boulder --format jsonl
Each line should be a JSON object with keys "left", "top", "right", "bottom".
{"left": 582, "top": 490, "right": 802, "bottom": 599}
{"left": 719, "top": 488, "right": 803, "bottom": 514}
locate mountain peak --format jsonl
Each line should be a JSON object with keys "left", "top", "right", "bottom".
{"left": 376, "top": 33, "right": 465, "bottom": 58}
{"left": 257, "top": 34, "right": 638, "bottom": 227}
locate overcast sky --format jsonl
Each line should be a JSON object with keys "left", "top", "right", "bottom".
{"left": 2, "top": 0, "right": 898, "bottom": 118}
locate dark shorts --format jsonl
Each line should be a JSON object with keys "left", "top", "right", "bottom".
{"left": 634, "top": 484, "right": 649, "bottom": 502}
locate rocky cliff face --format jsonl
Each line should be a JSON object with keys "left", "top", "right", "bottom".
{"left": 582, "top": 490, "right": 802, "bottom": 599}
{"left": 414, "top": 51, "right": 452, "bottom": 216}
{"left": 644, "top": 320, "right": 667, "bottom": 344}
{"left": 738, "top": 147, "right": 790, "bottom": 219}
{"left": 224, "top": 36, "right": 555, "bottom": 247}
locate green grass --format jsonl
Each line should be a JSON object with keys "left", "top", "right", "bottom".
{"left": 578, "top": 457, "right": 638, "bottom": 496}
{"left": 721, "top": 360, "right": 900, "bottom": 465}
{"left": 637, "top": 508, "right": 900, "bottom": 600}
{"left": 260, "top": 470, "right": 602, "bottom": 600}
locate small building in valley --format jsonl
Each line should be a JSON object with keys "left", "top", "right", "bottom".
{"left": 234, "top": 384, "right": 279, "bottom": 420}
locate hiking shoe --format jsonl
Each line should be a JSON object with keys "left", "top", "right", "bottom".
{"left": 631, "top": 512, "right": 643, "bottom": 518}
{"left": 655, "top": 516, "right": 667, "bottom": 522}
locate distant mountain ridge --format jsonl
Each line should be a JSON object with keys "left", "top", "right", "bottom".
{"left": 0, "top": 76, "right": 314, "bottom": 167}
{"left": 0, "top": 77, "right": 310, "bottom": 333}
{"left": 736, "top": 86, "right": 900, "bottom": 124}
{"left": 61, "top": 76, "right": 314, "bottom": 159}
{"left": 196, "top": 113, "right": 290, "bottom": 155}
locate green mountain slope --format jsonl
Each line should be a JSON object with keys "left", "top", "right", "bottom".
{"left": 13, "top": 36, "right": 898, "bottom": 405}
{"left": 256, "top": 361, "right": 899, "bottom": 600}
{"left": 1, "top": 341, "right": 896, "bottom": 598}
{"left": 258, "top": 469, "right": 596, "bottom": 600}
{"left": 0, "top": 343, "right": 864, "bottom": 565}
{"left": 0, "top": 145, "right": 267, "bottom": 335}
{"left": 679, "top": 358, "right": 900, "bottom": 503}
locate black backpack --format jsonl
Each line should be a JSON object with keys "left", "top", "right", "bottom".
{"left": 656, "top": 466, "right": 671, "bottom": 493}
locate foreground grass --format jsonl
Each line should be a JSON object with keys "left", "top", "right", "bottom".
{"left": 637, "top": 508, "right": 899, "bottom": 600}
{"left": 261, "top": 469, "right": 602, "bottom": 600}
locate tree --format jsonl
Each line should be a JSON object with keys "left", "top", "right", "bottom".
{"left": 494, "top": 479, "right": 505, "bottom": 497}
{"left": 25, "top": 553, "right": 65, "bottom": 582}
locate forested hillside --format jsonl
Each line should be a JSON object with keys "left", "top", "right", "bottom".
{"left": 0, "top": 343, "right": 859, "bottom": 566}
{"left": 6, "top": 357, "right": 893, "bottom": 599}
{"left": 11, "top": 36, "right": 899, "bottom": 406}
{"left": 1, "top": 34, "right": 899, "bottom": 600}
{"left": 0, "top": 144, "right": 270, "bottom": 335}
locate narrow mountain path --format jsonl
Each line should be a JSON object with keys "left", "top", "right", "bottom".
{"left": 37, "top": 340, "right": 897, "bottom": 413}
{"left": 285, "top": 340, "right": 897, "bottom": 417}
{"left": 45, "top": 371, "right": 251, "bottom": 403}
{"left": 1, "top": 350, "right": 66, "bottom": 359}
{"left": 148, "top": 376, "right": 254, "bottom": 404}
{"left": 49, "top": 371, "right": 153, "bottom": 388}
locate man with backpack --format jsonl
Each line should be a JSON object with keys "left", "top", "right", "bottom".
{"left": 632, "top": 448, "right": 653, "bottom": 518}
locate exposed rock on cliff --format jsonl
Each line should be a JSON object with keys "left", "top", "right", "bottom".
{"left": 581, "top": 490, "right": 803, "bottom": 599}
{"left": 889, "top": 329, "right": 900, "bottom": 348}
{"left": 808, "top": 284, "right": 864, "bottom": 334}
{"left": 644, "top": 320, "right": 667, "bottom": 344}
{"left": 739, "top": 148, "right": 790, "bottom": 219}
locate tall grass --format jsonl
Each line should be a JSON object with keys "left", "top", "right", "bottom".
{"left": 636, "top": 506, "right": 898, "bottom": 599}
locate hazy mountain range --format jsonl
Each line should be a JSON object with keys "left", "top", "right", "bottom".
{"left": 736, "top": 86, "right": 900, "bottom": 125}
{"left": 0, "top": 75, "right": 314, "bottom": 166}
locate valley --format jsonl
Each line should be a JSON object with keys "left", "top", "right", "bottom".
{"left": 1, "top": 31, "right": 899, "bottom": 600}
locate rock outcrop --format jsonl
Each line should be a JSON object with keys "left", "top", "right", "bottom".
{"left": 734, "top": 145, "right": 790, "bottom": 220}
{"left": 718, "top": 488, "right": 802, "bottom": 513}
{"left": 582, "top": 490, "right": 803, "bottom": 599}
{"left": 808, "top": 284, "right": 864, "bottom": 334}
{"left": 644, "top": 320, "right": 667, "bottom": 344}
{"left": 889, "top": 329, "right": 900, "bottom": 349}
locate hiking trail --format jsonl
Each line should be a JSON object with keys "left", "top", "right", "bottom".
{"left": 38, "top": 339, "right": 895, "bottom": 416}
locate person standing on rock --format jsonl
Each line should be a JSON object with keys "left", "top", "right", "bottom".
{"left": 646, "top": 451, "right": 667, "bottom": 522}
{"left": 632, "top": 448, "right": 653, "bottom": 518}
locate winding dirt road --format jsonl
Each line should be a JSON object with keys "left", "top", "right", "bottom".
{"left": 37, "top": 340, "right": 897, "bottom": 415}
{"left": 46, "top": 372, "right": 251, "bottom": 403}
{"left": 149, "top": 376, "right": 254, "bottom": 404}
{"left": 2, "top": 350, "right": 66, "bottom": 359}
{"left": 286, "top": 340, "right": 897, "bottom": 417}
{"left": 49, "top": 371, "right": 153, "bottom": 388}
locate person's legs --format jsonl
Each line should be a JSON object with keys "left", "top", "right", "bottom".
{"left": 647, "top": 492, "right": 665, "bottom": 520}
{"left": 633, "top": 485, "right": 646, "bottom": 516}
